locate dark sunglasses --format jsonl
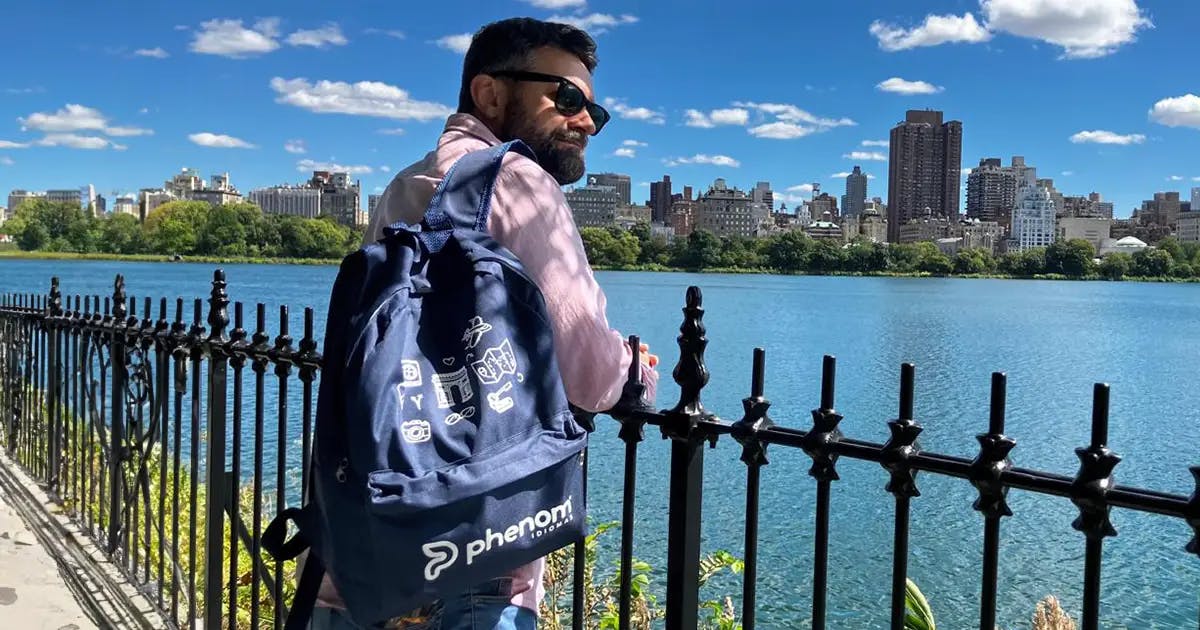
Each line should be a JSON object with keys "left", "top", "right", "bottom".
{"left": 487, "top": 70, "right": 610, "bottom": 135}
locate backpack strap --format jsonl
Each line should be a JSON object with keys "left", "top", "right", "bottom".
{"left": 418, "top": 140, "right": 537, "bottom": 253}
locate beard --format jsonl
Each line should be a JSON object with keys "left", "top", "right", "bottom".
{"left": 499, "top": 101, "right": 587, "bottom": 185}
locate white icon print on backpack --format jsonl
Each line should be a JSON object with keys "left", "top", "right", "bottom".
{"left": 401, "top": 360, "right": 422, "bottom": 387}
{"left": 471, "top": 339, "right": 517, "bottom": 385}
{"left": 461, "top": 316, "right": 493, "bottom": 350}
{"left": 401, "top": 419, "right": 432, "bottom": 444}
{"left": 409, "top": 394, "right": 424, "bottom": 411}
{"left": 431, "top": 367, "right": 474, "bottom": 409}
{"left": 487, "top": 382, "right": 514, "bottom": 413}
{"left": 444, "top": 406, "right": 477, "bottom": 426}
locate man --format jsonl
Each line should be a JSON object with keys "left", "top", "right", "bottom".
{"left": 312, "top": 16, "right": 658, "bottom": 629}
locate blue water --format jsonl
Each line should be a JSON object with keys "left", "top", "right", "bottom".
{"left": 2, "top": 259, "right": 1198, "bottom": 628}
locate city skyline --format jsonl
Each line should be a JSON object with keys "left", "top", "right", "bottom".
{"left": 0, "top": 1, "right": 1197, "bottom": 218}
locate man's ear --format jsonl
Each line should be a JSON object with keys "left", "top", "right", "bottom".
{"left": 470, "top": 74, "right": 506, "bottom": 121}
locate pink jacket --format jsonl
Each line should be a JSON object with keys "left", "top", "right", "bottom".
{"left": 318, "top": 113, "right": 658, "bottom": 614}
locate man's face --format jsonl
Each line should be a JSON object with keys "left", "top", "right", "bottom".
{"left": 497, "top": 47, "right": 598, "bottom": 185}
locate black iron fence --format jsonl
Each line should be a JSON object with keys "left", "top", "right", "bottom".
{"left": 0, "top": 271, "right": 1197, "bottom": 630}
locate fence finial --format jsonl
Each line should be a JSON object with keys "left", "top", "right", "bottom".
{"left": 670, "top": 286, "right": 708, "bottom": 417}
{"left": 207, "top": 269, "right": 229, "bottom": 343}
{"left": 49, "top": 277, "right": 62, "bottom": 317}
{"left": 112, "top": 275, "right": 127, "bottom": 322}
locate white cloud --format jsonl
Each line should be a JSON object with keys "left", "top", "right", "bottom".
{"left": 869, "top": 13, "right": 991, "bottom": 51}
{"left": 524, "top": 0, "right": 586, "bottom": 7}
{"left": 435, "top": 33, "right": 473, "bottom": 54}
{"left": 134, "top": 47, "right": 169, "bottom": 59}
{"left": 271, "top": 77, "right": 454, "bottom": 121}
{"left": 961, "top": 168, "right": 974, "bottom": 176}
{"left": 0, "top": 140, "right": 28, "bottom": 149}
{"left": 364, "top": 28, "right": 406, "bottom": 39}
{"left": 138, "top": 107, "right": 149, "bottom": 114}
{"left": 5, "top": 87, "right": 44, "bottom": 95}
{"left": 380, "top": 165, "right": 392, "bottom": 172}
{"left": 0, "top": 157, "right": 13, "bottom": 166}
{"left": 613, "top": 147, "right": 636, "bottom": 158}
{"left": 665, "top": 154, "right": 740, "bottom": 168}
{"left": 1148, "top": 94, "right": 1200, "bottom": 129}
{"left": 1062, "top": 170, "right": 1075, "bottom": 176}
{"left": 844, "top": 151, "right": 888, "bottom": 161}
{"left": 1168, "top": 175, "right": 1184, "bottom": 181}
{"left": 18, "top": 104, "right": 151, "bottom": 137}
{"left": 621, "top": 139, "right": 647, "bottom": 147}
{"left": 749, "top": 122, "right": 814, "bottom": 139}
{"left": 787, "top": 184, "right": 815, "bottom": 194}
{"left": 284, "top": 139, "right": 306, "bottom": 154}
{"left": 734, "top": 101, "right": 856, "bottom": 134}
{"left": 286, "top": 23, "right": 348, "bottom": 48}
{"left": 876, "top": 77, "right": 944, "bottom": 95}
{"left": 981, "top": 0, "right": 1151, "bottom": 59}
{"left": 684, "top": 108, "right": 749, "bottom": 128}
{"left": 373, "top": 186, "right": 384, "bottom": 193}
{"left": 831, "top": 172, "right": 876, "bottom": 179}
{"left": 547, "top": 13, "right": 638, "bottom": 34}
{"left": 1069, "top": 129, "right": 1146, "bottom": 145}
{"left": 1193, "top": 177, "right": 1200, "bottom": 182}
{"left": 190, "top": 18, "right": 281, "bottom": 58}
{"left": 603, "top": 98, "right": 665, "bottom": 124}
{"left": 377, "top": 128, "right": 406, "bottom": 135}
{"left": 296, "top": 159, "right": 373, "bottom": 175}
{"left": 37, "top": 134, "right": 125, "bottom": 150}
{"left": 188, "top": 132, "right": 256, "bottom": 148}
{"left": 871, "top": 1, "right": 1151, "bottom": 59}
{"left": 862, "top": 139, "right": 889, "bottom": 147}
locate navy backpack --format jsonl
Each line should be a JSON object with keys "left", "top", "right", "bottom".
{"left": 264, "top": 140, "right": 590, "bottom": 628}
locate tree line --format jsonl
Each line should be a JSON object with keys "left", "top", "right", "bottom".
{"left": 581, "top": 224, "right": 1200, "bottom": 280}
{"left": 0, "top": 199, "right": 365, "bottom": 260}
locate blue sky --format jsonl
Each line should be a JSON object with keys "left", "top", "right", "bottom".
{"left": 0, "top": 0, "right": 1197, "bottom": 218}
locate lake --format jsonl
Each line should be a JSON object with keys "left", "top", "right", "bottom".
{"left": 2, "top": 258, "right": 1198, "bottom": 628}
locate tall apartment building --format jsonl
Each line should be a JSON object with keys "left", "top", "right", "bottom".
{"left": 1193, "top": 187, "right": 1200, "bottom": 214}
{"left": 694, "top": 179, "right": 758, "bottom": 237}
{"left": 649, "top": 175, "right": 672, "bottom": 224}
{"left": 113, "top": 195, "right": 137, "bottom": 216}
{"left": 1177, "top": 212, "right": 1200, "bottom": 243}
{"left": 7, "top": 190, "right": 45, "bottom": 214}
{"left": 368, "top": 194, "right": 382, "bottom": 219}
{"left": 564, "top": 180, "right": 620, "bottom": 228}
{"left": 138, "top": 189, "right": 176, "bottom": 221}
{"left": 965, "top": 158, "right": 1017, "bottom": 226}
{"left": 248, "top": 187, "right": 322, "bottom": 219}
{"left": 841, "top": 167, "right": 867, "bottom": 217}
{"left": 1137, "top": 192, "right": 1182, "bottom": 227}
{"left": 752, "top": 181, "right": 775, "bottom": 214}
{"left": 1011, "top": 184, "right": 1057, "bottom": 251}
{"left": 887, "top": 109, "right": 963, "bottom": 242}
{"left": 588, "top": 173, "right": 631, "bottom": 206}
{"left": 809, "top": 192, "right": 839, "bottom": 222}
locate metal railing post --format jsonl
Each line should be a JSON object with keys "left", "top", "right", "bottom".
{"left": 662, "top": 286, "right": 710, "bottom": 630}
{"left": 46, "top": 277, "right": 63, "bottom": 488}
{"left": 203, "top": 270, "right": 230, "bottom": 630}
{"left": 107, "top": 275, "right": 127, "bottom": 554}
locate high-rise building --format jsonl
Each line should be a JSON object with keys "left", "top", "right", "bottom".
{"left": 1037, "top": 178, "right": 1064, "bottom": 217}
{"left": 695, "top": 178, "right": 758, "bottom": 237}
{"left": 113, "top": 195, "right": 137, "bottom": 216}
{"left": 649, "top": 175, "right": 672, "bottom": 224}
{"left": 1011, "top": 184, "right": 1057, "bottom": 251}
{"left": 166, "top": 168, "right": 204, "bottom": 199}
{"left": 887, "top": 109, "right": 963, "bottom": 242}
{"left": 588, "top": 173, "right": 631, "bottom": 206}
{"left": 248, "top": 187, "right": 321, "bottom": 219}
{"left": 1057, "top": 217, "right": 1112, "bottom": 252}
{"left": 809, "top": 192, "right": 839, "bottom": 222}
{"left": 1136, "top": 192, "right": 1182, "bottom": 227}
{"left": 965, "top": 158, "right": 1017, "bottom": 226}
{"left": 368, "top": 194, "right": 382, "bottom": 219}
{"left": 95, "top": 195, "right": 107, "bottom": 214}
{"left": 1191, "top": 187, "right": 1200, "bottom": 214}
{"left": 564, "top": 179, "right": 619, "bottom": 228}
{"left": 752, "top": 181, "right": 774, "bottom": 213}
{"left": 841, "top": 167, "right": 867, "bottom": 217}
{"left": 310, "top": 171, "right": 362, "bottom": 226}
{"left": 1177, "top": 212, "right": 1200, "bottom": 243}
{"left": 138, "top": 189, "right": 176, "bottom": 221}
{"left": 7, "top": 190, "right": 45, "bottom": 214}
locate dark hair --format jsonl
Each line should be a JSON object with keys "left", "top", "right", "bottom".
{"left": 457, "top": 17, "right": 598, "bottom": 113}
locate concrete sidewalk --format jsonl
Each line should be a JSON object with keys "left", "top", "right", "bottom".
{"left": 0, "top": 468, "right": 98, "bottom": 630}
{"left": 0, "top": 450, "right": 166, "bottom": 630}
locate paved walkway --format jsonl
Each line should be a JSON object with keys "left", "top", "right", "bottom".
{"left": 0, "top": 471, "right": 97, "bottom": 630}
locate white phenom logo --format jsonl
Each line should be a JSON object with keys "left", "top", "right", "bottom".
{"left": 421, "top": 496, "right": 575, "bottom": 582}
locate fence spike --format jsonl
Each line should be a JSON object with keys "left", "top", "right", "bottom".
{"left": 207, "top": 269, "right": 229, "bottom": 343}
{"left": 881, "top": 363, "right": 922, "bottom": 498}
{"left": 112, "top": 275, "right": 126, "bottom": 322}
{"left": 663, "top": 286, "right": 708, "bottom": 442}
{"left": 49, "top": 277, "right": 63, "bottom": 317}
{"left": 1071, "top": 383, "right": 1120, "bottom": 540}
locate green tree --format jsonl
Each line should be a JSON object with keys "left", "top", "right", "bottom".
{"left": 1044, "top": 239, "right": 1096, "bottom": 277}
{"left": 199, "top": 205, "right": 249, "bottom": 256}
{"left": 1098, "top": 253, "right": 1132, "bottom": 280}
{"left": 887, "top": 243, "right": 922, "bottom": 273}
{"left": 764, "top": 230, "right": 812, "bottom": 272}
{"left": 682, "top": 229, "right": 722, "bottom": 269}
{"left": 807, "top": 239, "right": 846, "bottom": 273}
{"left": 719, "top": 235, "right": 761, "bottom": 269}
{"left": 844, "top": 240, "right": 888, "bottom": 273}
{"left": 953, "top": 248, "right": 994, "bottom": 275}
{"left": 143, "top": 201, "right": 211, "bottom": 254}
{"left": 17, "top": 223, "right": 48, "bottom": 251}
{"left": 1170, "top": 262, "right": 1194, "bottom": 279}
{"left": 302, "top": 218, "right": 351, "bottom": 258}
{"left": 99, "top": 213, "right": 144, "bottom": 254}
{"left": 1131, "top": 248, "right": 1172, "bottom": 277}
{"left": 580, "top": 227, "right": 617, "bottom": 266}
{"left": 1157, "top": 236, "right": 1186, "bottom": 264}
{"left": 998, "top": 248, "right": 1046, "bottom": 276}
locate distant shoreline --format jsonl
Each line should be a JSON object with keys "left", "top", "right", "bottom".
{"left": 1, "top": 249, "right": 1195, "bottom": 283}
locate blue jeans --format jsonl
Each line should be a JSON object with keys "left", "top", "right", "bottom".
{"left": 310, "top": 578, "right": 536, "bottom": 630}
